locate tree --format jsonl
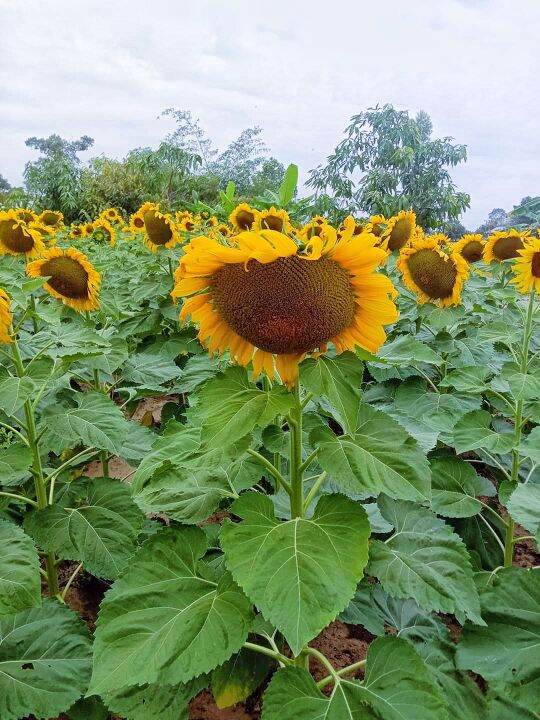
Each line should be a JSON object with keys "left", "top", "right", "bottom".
{"left": 249, "top": 158, "right": 286, "bottom": 197}
{"left": 307, "top": 104, "right": 470, "bottom": 229}
{"left": 476, "top": 207, "right": 508, "bottom": 234}
{"left": 0, "top": 174, "right": 11, "bottom": 192}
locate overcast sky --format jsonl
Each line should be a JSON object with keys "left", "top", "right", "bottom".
{"left": 1, "top": 0, "right": 538, "bottom": 228}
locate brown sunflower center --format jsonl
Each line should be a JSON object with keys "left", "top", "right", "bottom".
{"left": 493, "top": 235, "right": 523, "bottom": 260}
{"left": 388, "top": 219, "right": 413, "bottom": 250}
{"left": 0, "top": 221, "right": 35, "bottom": 252}
{"left": 262, "top": 214, "right": 284, "bottom": 232}
{"left": 41, "top": 212, "right": 59, "bottom": 226}
{"left": 210, "top": 255, "right": 356, "bottom": 354}
{"left": 133, "top": 217, "right": 144, "bottom": 228}
{"left": 143, "top": 211, "right": 172, "bottom": 246}
{"left": 40, "top": 257, "right": 89, "bottom": 299}
{"left": 532, "top": 252, "right": 540, "bottom": 279}
{"left": 461, "top": 240, "right": 483, "bottom": 262}
{"left": 235, "top": 210, "right": 255, "bottom": 230}
{"left": 407, "top": 248, "right": 457, "bottom": 299}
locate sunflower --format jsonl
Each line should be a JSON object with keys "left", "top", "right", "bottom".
{"left": 130, "top": 202, "right": 179, "bottom": 251}
{"left": 27, "top": 246, "right": 100, "bottom": 312}
{"left": 38, "top": 210, "right": 64, "bottom": 229}
{"left": 179, "top": 215, "right": 197, "bottom": 234}
{"left": 257, "top": 207, "right": 291, "bottom": 233}
{"left": 0, "top": 289, "right": 12, "bottom": 344}
{"left": 0, "top": 210, "right": 46, "bottom": 258}
{"left": 453, "top": 234, "right": 485, "bottom": 263}
{"left": 299, "top": 218, "right": 336, "bottom": 242}
{"left": 206, "top": 216, "right": 219, "bottom": 228}
{"left": 99, "top": 207, "right": 123, "bottom": 224}
{"left": 381, "top": 210, "right": 416, "bottom": 251}
{"left": 397, "top": 235, "right": 469, "bottom": 307}
{"left": 340, "top": 216, "right": 365, "bottom": 237}
{"left": 511, "top": 237, "right": 540, "bottom": 294}
{"left": 428, "top": 233, "right": 451, "bottom": 249}
{"left": 82, "top": 222, "right": 95, "bottom": 236}
{"left": 69, "top": 224, "right": 85, "bottom": 239}
{"left": 364, "top": 214, "right": 386, "bottom": 238}
{"left": 213, "top": 223, "right": 232, "bottom": 238}
{"left": 14, "top": 208, "right": 37, "bottom": 224}
{"left": 484, "top": 229, "right": 527, "bottom": 263}
{"left": 91, "top": 218, "right": 117, "bottom": 245}
{"left": 172, "top": 227, "right": 398, "bottom": 387}
{"left": 29, "top": 220, "right": 56, "bottom": 241}
{"left": 229, "top": 203, "right": 260, "bottom": 232}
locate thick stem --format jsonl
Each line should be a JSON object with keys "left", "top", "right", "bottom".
{"left": 289, "top": 383, "right": 304, "bottom": 518}
{"left": 92, "top": 368, "right": 109, "bottom": 476}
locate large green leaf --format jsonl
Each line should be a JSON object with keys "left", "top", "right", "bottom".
{"left": 313, "top": 404, "right": 431, "bottom": 502}
{"left": 190, "top": 367, "right": 294, "bottom": 449}
{"left": 133, "top": 465, "right": 236, "bottom": 524}
{"left": 104, "top": 676, "right": 207, "bottom": 720}
{"left": 439, "top": 366, "right": 489, "bottom": 393}
{"left": 131, "top": 425, "right": 202, "bottom": 488}
{"left": 221, "top": 493, "right": 370, "bottom": 655}
{"left": 0, "top": 601, "right": 92, "bottom": 720}
{"left": 506, "top": 483, "right": 540, "bottom": 535}
{"left": 88, "top": 526, "right": 253, "bottom": 695}
{"left": 24, "top": 478, "right": 144, "bottom": 579}
{"left": 452, "top": 410, "right": 514, "bottom": 455}
{"left": 457, "top": 568, "right": 540, "bottom": 712}
{"left": 430, "top": 456, "right": 495, "bottom": 518}
{"left": 0, "top": 520, "right": 40, "bottom": 616}
{"left": 0, "top": 376, "right": 36, "bottom": 415}
{"left": 301, "top": 352, "right": 363, "bottom": 433}
{"left": 0, "top": 442, "right": 33, "bottom": 486}
{"left": 368, "top": 497, "right": 482, "bottom": 624}
{"left": 212, "top": 646, "right": 272, "bottom": 708}
{"left": 262, "top": 637, "right": 447, "bottom": 720}
{"left": 377, "top": 336, "right": 443, "bottom": 365}
{"left": 122, "top": 350, "right": 183, "bottom": 387}
{"left": 500, "top": 362, "right": 540, "bottom": 401}
{"left": 519, "top": 427, "right": 540, "bottom": 463}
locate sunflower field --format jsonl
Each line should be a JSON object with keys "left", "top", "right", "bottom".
{"left": 0, "top": 168, "right": 539, "bottom": 720}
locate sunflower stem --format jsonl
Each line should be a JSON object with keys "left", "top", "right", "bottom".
{"left": 92, "top": 367, "right": 110, "bottom": 476}
{"left": 504, "top": 287, "right": 536, "bottom": 568}
{"left": 29, "top": 294, "right": 39, "bottom": 334}
{"left": 289, "top": 383, "right": 304, "bottom": 518}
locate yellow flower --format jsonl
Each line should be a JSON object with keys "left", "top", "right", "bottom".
{"left": 511, "top": 237, "right": 540, "bottom": 294}
{"left": 381, "top": 210, "right": 416, "bottom": 251}
{"left": 453, "top": 234, "right": 485, "bottom": 263}
{"left": 91, "top": 218, "right": 117, "bottom": 245}
{"left": 28, "top": 220, "right": 56, "bottom": 242}
{"left": 257, "top": 207, "right": 291, "bottom": 233}
{"left": 397, "top": 235, "right": 469, "bottom": 307}
{"left": 0, "top": 288, "right": 12, "bottom": 344}
{"left": 26, "top": 246, "right": 100, "bottom": 312}
{"left": 340, "top": 216, "right": 365, "bottom": 237}
{"left": 99, "top": 207, "right": 123, "bottom": 224}
{"left": 13, "top": 208, "right": 37, "bottom": 224}
{"left": 364, "top": 214, "right": 386, "bottom": 238}
{"left": 229, "top": 203, "right": 260, "bottom": 232}
{"left": 484, "top": 229, "right": 527, "bottom": 263}
{"left": 0, "top": 210, "right": 46, "bottom": 258}
{"left": 130, "top": 202, "right": 179, "bottom": 251}
{"left": 38, "top": 210, "right": 64, "bottom": 229}
{"left": 299, "top": 218, "right": 336, "bottom": 242}
{"left": 179, "top": 215, "right": 197, "bottom": 234}
{"left": 82, "top": 222, "right": 95, "bottom": 236}
{"left": 69, "top": 224, "right": 86, "bottom": 239}
{"left": 214, "top": 223, "right": 232, "bottom": 238}
{"left": 172, "top": 226, "right": 398, "bottom": 387}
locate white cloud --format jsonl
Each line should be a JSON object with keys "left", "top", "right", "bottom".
{"left": 1, "top": 0, "right": 538, "bottom": 227}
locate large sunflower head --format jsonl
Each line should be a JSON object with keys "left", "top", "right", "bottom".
{"left": 397, "top": 236, "right": 469, "bottom": 307}
{"left": 14, "top": 208, "right": 37, "bottom": 224}
{"left": 453, "top": 234, "right": 485, "bottom": 263}
{"left": 26, "top": 246, "right": 100, "bottom": 312}
{"left": 0, "top": 210, "right": 46, "bottom": 258}
{"left": 130, "top": 202, "right": 178, "bottom": 251}
{"left": 0, "top": 288, "right": 12, "bottom": 344}
{"left": 511, "top": 237, "right": 540, "bottom": 294}
{"left": 381, "top": 210, "right": 416, "bottom": 251}
{"left": 172, "top": 226, "right": 398, "bottom": 387}
{"left": 38, "top": 210, "right": 64, "bottom": 229}
{"left": 91, "top": 218, "right": 116, "bottom": 245}
{"left": 364, "top": 214, "right": 386, "bottom": 238}
{"left": 484, "top": 229, "right": 527, "bottom": 263}
{"left": 257, "top": 207, "right": 291, "bottom": 233}
{"left": 229, "top": 203, "right": 260, "bottom": 232}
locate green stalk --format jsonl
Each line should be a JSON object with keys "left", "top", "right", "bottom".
{"left": 93, "top": 367, "right": 109, "bottom": 476}
{"left": 504, "top": 287, "right": 536, "bottom": 567}
{"left": 289, "top": 383, "right": 304, "bottom": 518}
{"left": 11, "top": 336, "right": 60, "bottom": 598}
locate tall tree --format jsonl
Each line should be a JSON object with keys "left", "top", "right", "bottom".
{"left": 307, "top": 104, "right": 470, "bottom": 228}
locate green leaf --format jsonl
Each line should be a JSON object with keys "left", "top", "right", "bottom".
{"left": 377, "top": 336, "right": 443, "bottom": 366}
{"left": 312, "top": 404, "right": 431, "bottom": 503}
{"left": 190, "top": 367, "right": 294, "bottom": 449}
{"left": 67, "top": 697, "right": 109, "bottom": 720}
{"left": 104, "top": 676, "right": 207, "bottom": 720}
{"left": 452, "top": 410, "right": 514, "bottom": 455}
{"left": 212, "top": 646, "right": 272, "bottom": 708}
{"left": 88, "top": 526, "right": 253, "bottom": 695}
{"left": 24, "top": 478, "right": 144, "bottom": 580}
{"left": 301, "top": 352, "right": 363, "bottom": 433}
{"left": 131, "top": 425, "right": 202, "bottom": 488}
{"left": 39, "top": 392, "right": 131, "bottom": 455}
{"left": 506, "top": 483, "right": 540, "bottom": 535}
{"left": 457, "top": 568, "right": 540, "bottom": 712}
{"left": 133, "top": 466, "right": 235, "bottom": 524}
{"left": 0, "top": 600, "right": 92, "bottom": 720}
{"left": 519, "top": 427, "right": 540, "bottom": 463}
{"left": 439, "top": 366, "right": 489, "bottom": 393}
{"left": 278, "top": 163, "right": 298, "bottom": 206}
{"left": 0, "top": 442, "right": 33, "bottom": 486}
{"left": 221, "top": 493, "right": 370, "bottom": 655}
{"left": 123, "top": 351, "right": 182, "bottom": 387}
{"left": 0, "top": 376, "right": 36, "bottom": 415}
{"left": 262, "top": 637, "right": 447, "bottom": 720}
{"left": 500, "top": 362, "right": 540, "bottom": 401}
{"left": 431, "top": 456, "right": 495, "bottom": 518}
{"left": 369, "top": 497, "right": 483, "bottom": 624}
{"left": 0, "top": 520, "right": 41, "bottom": 616}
